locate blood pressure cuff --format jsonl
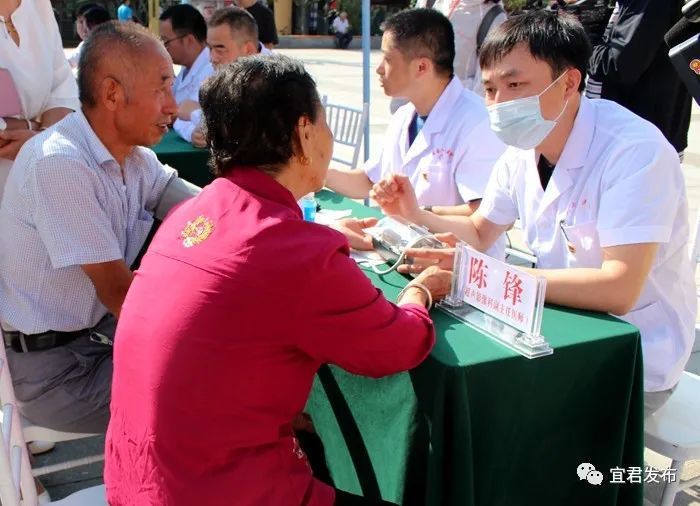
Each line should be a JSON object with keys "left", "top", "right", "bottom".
{"left": 155, "top": 175, "right": 202, "bottom": 220}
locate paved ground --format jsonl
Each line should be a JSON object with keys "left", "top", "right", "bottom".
{"left": 46, "top": 48, "right": 700, "bottom": 504}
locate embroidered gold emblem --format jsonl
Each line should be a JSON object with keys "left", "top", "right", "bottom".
{"left": 691, "top": 59, "right": 700, "bottom": 75}
{"left": 180, "top": 215, "right": 214, "bottom": 248}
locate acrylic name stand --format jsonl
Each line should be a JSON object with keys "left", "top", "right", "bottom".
{"left": 437, "top": 243, "right": 553, "bottom": 359}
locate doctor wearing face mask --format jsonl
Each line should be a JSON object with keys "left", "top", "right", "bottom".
{"left": 370, "top": 10, "right": 696, "bottom": 418}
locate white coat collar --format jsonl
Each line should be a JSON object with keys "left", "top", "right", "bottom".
{"left": 402, "top": 77, "right": 463, "bottom": 164}
{"left": 535, "top": 96, "right": 594, "bottom": 218}
{"left": 181, "top": 47, "right": 211, "bottom": 85}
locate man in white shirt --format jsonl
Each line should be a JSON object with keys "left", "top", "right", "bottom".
{"left": 326, "top": 8, "right": 506, "bottom": 258}
{"left": 159, "top": 5, "right": 214, "bottom": 111}
{"left": 332, "top": 11, "right": 353, "bottom": 49}
{"left": 0, "top": 22, "right": 198, "bottom": 432}
{"left": 371, "top": 10, "right": 696, "bottom": 416}
{"left": 175, "top": 7, "right": 262, "bottom": 147}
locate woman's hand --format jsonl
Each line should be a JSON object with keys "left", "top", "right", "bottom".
{"left": 0, "top": 129, "right": 36, "bottom": 161}
{"left": 397, "top": 265, "right": 453, "bottom": 307}
{"left": 330, "top": 217, "right": 378, "bottom": 251}
{"left": 369, "top": 174, "right": 420, "bottom": 220}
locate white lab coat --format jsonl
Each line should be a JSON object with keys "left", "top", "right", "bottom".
{"left": 415, "top": 0, "right": 506, "bottom": 95}
{"left": 172, "top": 47, "right": 214, "bottom": 106}
{"left": 172, "top": 48, "right": 214, "bottom": 142}
{"left": 479, "top": 97, "right": 696, "bottom": 392}
{"left": 364, "top": 77, "right": 507, "bottom": 259}
{"left": 0, "top": 0, "right": 79, "bottom": 196}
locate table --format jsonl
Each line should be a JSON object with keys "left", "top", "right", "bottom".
{"left": 152, "top": 130, "right": 214, "bottom": 188}
{"left": 306, "top": 191, "right": 644, "bottom": 506}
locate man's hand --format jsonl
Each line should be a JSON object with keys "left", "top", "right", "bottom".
{"left": 191, "top": 126, "right": 206, "bottom": 148}
{"left": 0, "top": 129, "right": 36, "bottom": 160}
{"left": 178, "top": 100, "right": 200, "bottom": 121}
{"left": 330, "top": 217, "right": 378, "bottom": 251}
{"left": 370, "top": 174, "right": 420, "bottom": 220}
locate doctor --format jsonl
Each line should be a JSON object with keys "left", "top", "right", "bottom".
{"left": 371, "top": 9, "right": 696, "bottom": 416}
{"left": 159, "top": 4, "right": 214, "bottom": 109}
{"left": 325, "top": 8, "right": 506, "bottom": 258}
{"left": 174, "top": 7, "right": 262, "bottom": 147}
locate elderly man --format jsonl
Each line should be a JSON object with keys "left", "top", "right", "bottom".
{"left": 0, "top": 21, "right": 198, "bottom": 433}
{"left": 175, "top": 7, "right": 262, "bottom": 147}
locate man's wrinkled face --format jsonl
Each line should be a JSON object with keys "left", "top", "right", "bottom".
{"left": 114, "top": 45, "right": 178, "bottom": 147}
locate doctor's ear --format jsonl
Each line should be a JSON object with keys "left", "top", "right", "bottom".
{"left": 563, "top": 68, "right": 582, "bottom": 99}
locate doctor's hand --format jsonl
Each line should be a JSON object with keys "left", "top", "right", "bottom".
{"left": 0, "top": 129, "right": 36, "bottom": 161}
{"left": 331, "top": 217, "right": 378, "bottom": 251}
{"left": 191, "top": 127, "right": 207, "bottom": 148}
{"left": 177, "top": 100, "right": 200, "bottom": 121}
{"left": 398, "top": 247, "right": 457, "bottom": 275}
{"left": 369, "top": 174, "right": 420, "bottom": 220}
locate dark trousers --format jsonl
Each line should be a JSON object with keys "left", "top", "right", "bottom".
{"left": 296, "top": 430, "right": 397, "bottom": 506}
{"left": 335, "top": 32, "right": 353, "bottom": 49}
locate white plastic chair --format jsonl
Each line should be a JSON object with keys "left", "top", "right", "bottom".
{"left": 0, "top": 343, "right": 105, "bottom": 505}
{"left": 322, "top": 96, "right": 369, "bottom": 169}
{"left": 644, "top": 372, "right": 700, "bottom": 506}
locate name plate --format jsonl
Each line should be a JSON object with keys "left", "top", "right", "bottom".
{"left": 439, "top": 243, "right": 552, "bottom": 358}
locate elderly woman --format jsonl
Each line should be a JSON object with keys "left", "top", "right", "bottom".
{"left": 104, "top": 55, "right": 451, "bottom": 506}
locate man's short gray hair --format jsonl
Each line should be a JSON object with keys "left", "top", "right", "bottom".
{"left": 78, "top": 21, "right": 161, "bottom": 108}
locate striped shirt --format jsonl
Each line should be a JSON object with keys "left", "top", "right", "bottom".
{"left": 0, "top": 110, "right": 175, "bottom": 334}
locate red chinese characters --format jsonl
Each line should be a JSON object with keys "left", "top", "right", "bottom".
{"left": 503, "top": 271, "right": 524, "bottom": 306}
{"left": 469, "top": 257, "right": 488, "bottom": 289}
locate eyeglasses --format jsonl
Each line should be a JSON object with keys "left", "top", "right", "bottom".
{"left": 161, "top": 34, "right": 186, "bottom": 47}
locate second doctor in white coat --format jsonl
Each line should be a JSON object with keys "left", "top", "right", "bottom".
{"left": 371, "top": 11, "right": 696, "bottom": 417}
{"left": 326, "top": 8, "right": 506, "bottom": 259}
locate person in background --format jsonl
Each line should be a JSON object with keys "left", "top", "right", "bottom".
{"left": 0, "top": 0, "right": 78, "bottom": 196}
{"left": 332, "top": 11, "right": 353, "bottom": 49}
{"left": 159, "top": 3, "right": 214, "bottom": 116}
{"left": 67, "top": 3, "right": 98, "bottom": 68}
{"left": 372, "top": 10, "right": 695, "bottom": 417}
{"left": 326, "top": 9, "right": 506, "bottom": 259}
{"left": 234, "top": 0, "right": 279, "bottom": 49}
{"left": 415, "top": 0, "right": 506, "bottom": 95}
{"left": 68, "top": 5, "right": 112, "bottom": 69}
{"left": 105, "top": 54, "right": 451, "bottom": 506}
{"left": 175, "top": 7, "right": 261, "bottom": 147}
{"left": 117, "top": 0, "right": 133, "bottom": 21}
{"left": 586, "top": 0, "right": 691, "bottom": 158}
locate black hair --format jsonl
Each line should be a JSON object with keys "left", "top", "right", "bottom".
{"left": 199, "top": 55, "right": 321, "bottom": 177}
{"left": 382, "top": 8, "right": 454, "bottom": 78}
{"left": 76, "top": 2, "right": 98, "bottom": 18}
{"left": 208, "top": 7, "right": 259, "bottom": 41}
{"left": 78, "top": 21, "right": 157, "bottom": 108}
{"left": 159, "top": 4, "right": 207, "bottom": 43}
{"left": 83, "top": 6, "right": 111, "bottom": 30}
{"left": 479, "top": 9, "right": 591, "bottom": 92}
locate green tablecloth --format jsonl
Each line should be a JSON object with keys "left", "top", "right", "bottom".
{"left": 307, "top": 190, "right": 643, "bottom": 506}
{"left": 152, "top": 130, "right": 214, "bottom": 188}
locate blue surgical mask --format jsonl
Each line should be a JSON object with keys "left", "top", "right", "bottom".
{"left": 487, "top": 73, "right": 568, "bottom": 150}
